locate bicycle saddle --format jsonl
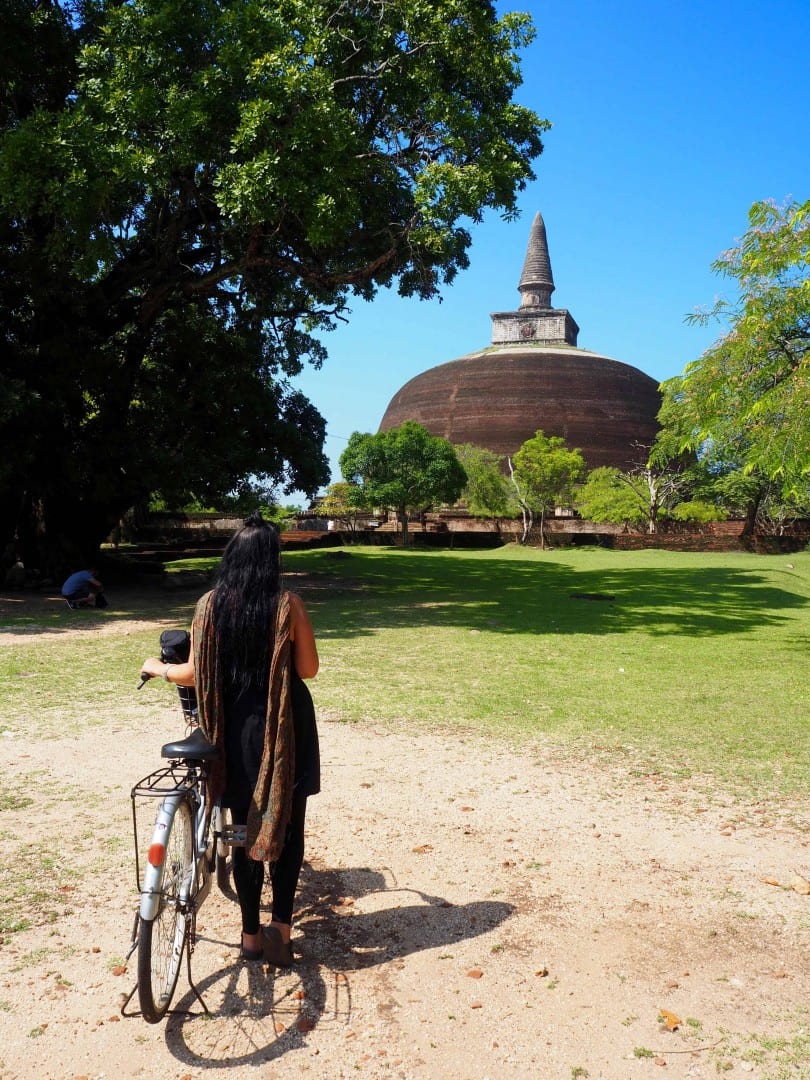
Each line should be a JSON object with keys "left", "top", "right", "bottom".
{"left": 160, "top": 725, "right": 219, "bottom": 762}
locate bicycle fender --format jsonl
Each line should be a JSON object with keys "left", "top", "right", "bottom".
{"left": 139, "top": 793, "right": 185, "bottom": 923}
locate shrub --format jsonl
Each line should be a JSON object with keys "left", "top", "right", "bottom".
{"left": 670, "top": 500, "right": 726, "bottom": 523}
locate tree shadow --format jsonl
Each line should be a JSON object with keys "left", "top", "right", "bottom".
{"left": 296, "top": 549, "right": 808, "bottom": 640}
{"left": 2, "top": 550, "right": 807, "bottom": 644}
{"left": 0, "top": 584, "right": 200, "bottom": 636}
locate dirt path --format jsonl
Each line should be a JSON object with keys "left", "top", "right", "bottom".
{"left": 1, "top": 627, "right": 809, "bottom": 1078}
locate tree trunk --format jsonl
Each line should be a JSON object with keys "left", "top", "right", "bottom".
{"left": 399, "top": 506, "right": 409, "bottom": 546}
{"left": 741, "top": 486, "right": 765, "bottom": 538}
{"left": 11, "top": 487, "right": 127, "bottom": 583}
{"left": 519, "top": 503, "right": 533, "bottom": 545}
{"left": 645, "top": 471, "right": 658, "bottom": 533}
{"left": 507, "top": 456, "right": 532, "bottom": 545}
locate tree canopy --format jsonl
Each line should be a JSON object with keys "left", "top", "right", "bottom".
{"left": 455, "top": 443, "right": 515, "bottom": 518}
{"left": 0, "top": 0, "right": 546, "bottom": 572}
{"left": 317, "top": 481, "right": 368, "bottom": 535}
{"left": 575, "top": 467, "right": 648, "bottom": 528}
{"left": 509, "top": 430, "right": 585, "bottom": 545}
{"left": 575, "top": 465, "right": 723, "bottom": 530}
{"left": 339, "top": 422, "right": 467, "bottom": 543}
{"left": 657, "top": 198, "right": 810, "bottom": 513}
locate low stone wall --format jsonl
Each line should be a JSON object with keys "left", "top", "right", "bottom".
{"left": 125, "top": 512, "right": 810, "bottom": 555}
{"left": 612, "top": 531, "right": 747, "bottom": 553}
{"left": 126, "top": 513, "right": 244, "bottom": 543}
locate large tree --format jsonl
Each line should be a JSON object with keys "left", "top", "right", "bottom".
{"left": 575, "top": 464, "right": 707, "bottom": 532}
{"left": 339, "top": 422, "right": 466, "bottom": 544}
{"left": 657, "top": 198, "right": 810, "bottom": 526}
{"left": 0, "top": 0, "right": 546, "bottom": 573}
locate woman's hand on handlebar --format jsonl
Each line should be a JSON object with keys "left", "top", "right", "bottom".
{"left": 138, "top": 657, "right": 167, "bottom": 688}
{"left": 139, "top": 653, "right": 196, "bottom": 689}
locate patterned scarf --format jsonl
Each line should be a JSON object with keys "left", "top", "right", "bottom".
{"left": 192, "top": 589, "right": 295, "bottom": 863}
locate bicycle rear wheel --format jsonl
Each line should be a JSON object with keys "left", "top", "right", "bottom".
{"left": 137, "top": 797, "right": 194, "bottom": 1022}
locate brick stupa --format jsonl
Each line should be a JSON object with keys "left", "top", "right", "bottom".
{"left": 378, "top": 212, "right": 661, "bottom": 470}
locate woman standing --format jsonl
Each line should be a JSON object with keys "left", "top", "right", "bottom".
{"left": 141, "top": 512, "right": 319, "bottom": 966}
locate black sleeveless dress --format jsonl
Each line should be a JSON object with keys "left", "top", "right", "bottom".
{"left": 221, "top": 672, "right": 320, "bottom": 821}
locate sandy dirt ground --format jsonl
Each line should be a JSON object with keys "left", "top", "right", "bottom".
{"left": 1, "top": 609, "right": 809, "bottom": 1079}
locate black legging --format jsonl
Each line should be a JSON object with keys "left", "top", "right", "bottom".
{"left": 231, "top": 790, "right": 308, "bottom": 935}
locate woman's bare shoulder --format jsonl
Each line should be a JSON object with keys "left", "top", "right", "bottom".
{"left": 285, "top": 590, "right": 309, "bottom": 615}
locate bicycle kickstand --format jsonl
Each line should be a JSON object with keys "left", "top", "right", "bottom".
{"left": 120, "top": 909, "right": 142, "bottom": 1018}
{"left": 183, "top": 906, "right": 210, "bottom": 1016}
{"left": 119, "top": 908, "right": 209, "bottom": 1019}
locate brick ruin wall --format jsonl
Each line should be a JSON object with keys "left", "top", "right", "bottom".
{"left": 126, "top": 512, "right": 810, "bottom": 554}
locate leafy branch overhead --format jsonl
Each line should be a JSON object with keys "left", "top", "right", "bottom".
{"left": 0, "top": 0, "right": 547, "bottom": 570}
{"left": 657, "top": 199, "right": 810, "bottom": 504}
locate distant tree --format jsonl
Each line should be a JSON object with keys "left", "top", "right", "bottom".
{"left": 575, "top": 467, "right": 647, "bottom": 527}
{"left": 629, "top": 464, "right": 695, "bottom": 534}
{"left": 657, "top": 198, "right": 810, "bottom": 522}
{"left": 648, "top": 439, "right": 810, "bottom": 533}
{"left": 455, "top": 444, "right": 515, "bottom": 518}
{"left": 509, "top": 431, "right": 585, "bottom": 546}
{"left": 213, "top": 479, "right": 284, "bottom": 517}
{"left": 750, "top": 482, "right": 810, "bottom": 535}
{"left": 263, "top": 504, "right": 304, "bottom": 531}
{"left": 339, "top": 422, "right": 467, "bottom": 544}
{"left": 318, "top": 482, "right": 368, "bottom": 535}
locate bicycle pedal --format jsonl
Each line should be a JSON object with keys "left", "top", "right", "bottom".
{"left": 220, "top": 824, "right": 247, "bottom": 847}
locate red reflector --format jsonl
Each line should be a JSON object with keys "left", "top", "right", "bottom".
{"left": 148, "top": 843, "right": 166, "bottom": 867}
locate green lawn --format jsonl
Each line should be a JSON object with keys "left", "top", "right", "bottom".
{"left": 2, "top": 544, "right": 809, "bottom": 794}
{"left": 288, "top": 545, "right": 810, "bottom": 794}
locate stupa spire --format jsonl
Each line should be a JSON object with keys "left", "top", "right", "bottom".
{"left": 518, "top": 211, "right": 554, "bottom": 309}
{"left": 489, "top": 210, "right": 579, "bottom": 347}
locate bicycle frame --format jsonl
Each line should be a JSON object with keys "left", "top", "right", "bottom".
{"left": 123, "top": 744, "right": 227, "bottom": 1020}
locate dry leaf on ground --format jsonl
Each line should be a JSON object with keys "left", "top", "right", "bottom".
{"left": 658, "top": 1008, "right": 681, "bottom": 1031}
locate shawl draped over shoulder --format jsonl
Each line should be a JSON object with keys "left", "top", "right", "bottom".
{"left": 192, "top": 589, "right": 295, "bottom": 863}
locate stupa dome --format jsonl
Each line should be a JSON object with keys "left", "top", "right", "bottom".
{"left": 379, "top": 212, "right": 661, "bottom": 471}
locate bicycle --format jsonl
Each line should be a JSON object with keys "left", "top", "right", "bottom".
{"left": 121, "top": 631, "right": 240, "bottom": 1023}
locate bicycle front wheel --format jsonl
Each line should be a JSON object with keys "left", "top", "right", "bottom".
{"left": 137, "top": 797, "right": 194, "bottom": 1022}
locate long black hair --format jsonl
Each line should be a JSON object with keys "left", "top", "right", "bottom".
{"left": 211, "top": 511, "right": 282, "bottom": 694}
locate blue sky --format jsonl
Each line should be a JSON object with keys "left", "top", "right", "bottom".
{"left": 288, "top": 0, "right": 810, "bottom": 503}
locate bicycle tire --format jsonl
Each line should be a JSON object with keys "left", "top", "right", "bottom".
{"left": 137, "top": 797, "right": 194, "bottom": 1022}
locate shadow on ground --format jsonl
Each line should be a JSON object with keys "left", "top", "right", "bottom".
{"left": 3, "top": 549, "right": 807, "bottom": 642}
{"left": 159, "top": 859, "right": 512, "bottom": 1070}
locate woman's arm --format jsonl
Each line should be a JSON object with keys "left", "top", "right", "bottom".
{"left": 289, "top": 591, "right": 319, "bottom": 679}
{"left": 140, "top": 626, "right": 196, "bottom": 687}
